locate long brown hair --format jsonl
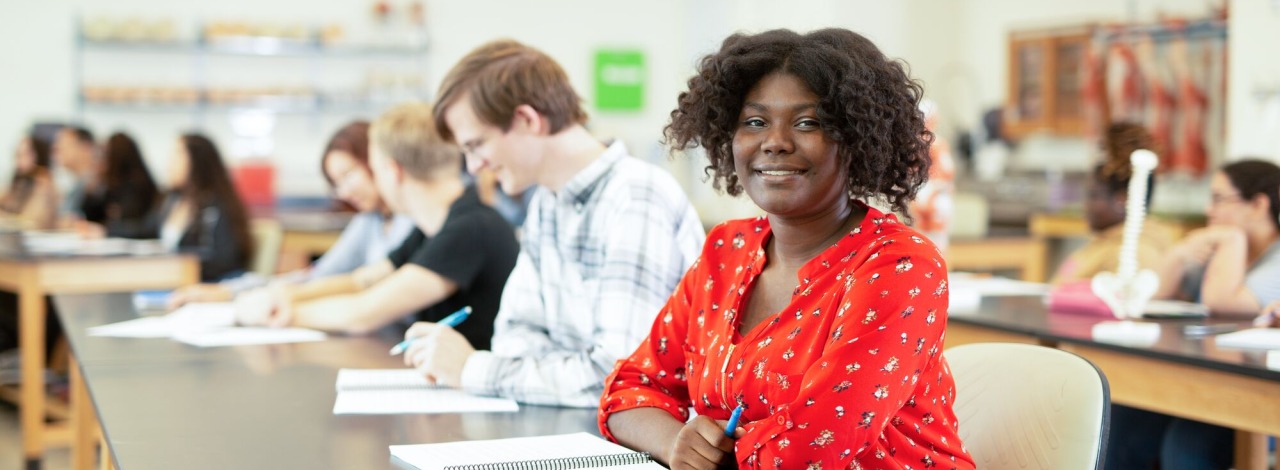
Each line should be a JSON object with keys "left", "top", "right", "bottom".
{"left": 101, "top": 132, "right": 160, "bottom": 221}
{"left": 179, "top": 133, "right": 254, "bottom": 266}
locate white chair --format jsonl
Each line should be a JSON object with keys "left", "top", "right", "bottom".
{"left": 946, "top": 343, "right": 1110, "bottom": 469}
{"left": 249, "top": 218, "right": 284, "bottom": 277}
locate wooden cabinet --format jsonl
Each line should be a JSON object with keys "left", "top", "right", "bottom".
{"left": 1005, "top": 27, "right": 1092, "bottom": 139}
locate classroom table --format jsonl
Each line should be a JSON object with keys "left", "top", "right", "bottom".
{"left": 1, "top": 245, "right": 198, "bottom": 470}
{"left": 945, "top": 295, "right": 1280, "bottom": 470}
{"left": 54, "top": 293, "right": 600, "bottom": 470}
{"left": 275, "top": 211, "right": 352, "bottom": 260}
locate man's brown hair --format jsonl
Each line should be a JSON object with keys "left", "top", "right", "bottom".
{"left": 371, "top": 102, "right": 460, "bottom": 180}
{"left": 433, "top": 39, "right": 587, "bottom": 142}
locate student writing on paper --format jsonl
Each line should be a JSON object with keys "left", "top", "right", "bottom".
{"left": 597, "top": 29, "right": 974, "bottom": 469}
{"left": 168, "top": 121, "right": 415, "bottom": 308}
{"left": 1049, "top": 123, "right": 1173, "bottom": 285}
{"left": 1109, "top": 160, "right": 1280, "bottom": 470}
{"left": 399, "top": 39, "right": 704, "bottom": 407}
{"left": 235, "top": 103, "right": 518, "bottom": 349}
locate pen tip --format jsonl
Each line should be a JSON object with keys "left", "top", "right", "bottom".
{"left": 464, "top": 306, "right": 472, "bottom": 313}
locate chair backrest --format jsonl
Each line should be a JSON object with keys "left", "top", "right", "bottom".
{"left": 248, "top": 218, "right": 284, "bottom": 277}
{"left": 946, "top": 342, "right": 1110, "bottom": 470}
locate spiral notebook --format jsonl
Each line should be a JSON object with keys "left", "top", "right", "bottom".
{"left": 390, "top": 432, "right": 663, "bottom": 470}
{"left": 333, "top": 369, "right": 518, "bottom": 415}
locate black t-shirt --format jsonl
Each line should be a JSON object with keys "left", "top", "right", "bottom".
{"left": 387, "top": 186, "right": 518, "bottom": 350}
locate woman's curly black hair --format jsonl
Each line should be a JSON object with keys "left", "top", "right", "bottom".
{"left": 665, "top": 28, "right": 933, "bottom": 217}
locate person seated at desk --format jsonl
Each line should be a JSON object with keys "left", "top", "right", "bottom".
{"left": 398, "top": 39, "right": 704, "bottom": 407}
{"left": 0, "top": 131, "right": 59, "bottom": 229}
{"left": 1050, "top": 122, "right": 1172, "bottom": 285}
{"left": 50, "top": 125, "right": 104, "bottom": 223}
{"left": 597, "top": 29, "right": 975, "bottom": 469}
{"left": 95, "top": 133, "right": 255, "bottom": 282}
{"left": 1110, "top": 159, "right": 1280, "bottom": 470}
{"left": 77, "top": 132, "right": 161, "bottom": 238}
{"left": 1155, "top": 159, "right": 1280, "bottom": 314}
{"left": 167, "top": 121, "right": 415, "bottom": 307}
{"left": 234, "top": 103, "right": 518, "bottom": 348}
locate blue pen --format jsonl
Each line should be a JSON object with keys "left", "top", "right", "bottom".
{"left": 388, "top": 306, "right": 472, "bottom": 355}
{"left": 725, "top": 405, "right": 744, "bottom": 438}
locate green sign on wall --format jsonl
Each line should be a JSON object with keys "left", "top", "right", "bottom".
{"left": 594, "top": 49, "right": 645, "bottom": 111}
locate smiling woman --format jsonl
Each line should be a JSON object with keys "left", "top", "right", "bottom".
{"left": 598, "top": 28, "right": 974, "bottom": 470}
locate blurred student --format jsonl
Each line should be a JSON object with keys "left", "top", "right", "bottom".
{"left": 51, "top": 125, "right": 104, "bottom": 222}
{"left": 1155, "top": 159, "right": 1280, "bottom": 313}
{"left": 95, "top": 134, "right": 254, "bottom": 282}
{"left": 234, "top": 103, "right": 518, "bottom": 348}
{"left": 76, "top": 132, "right": 161, "bottom": 238}
{"left": 168, "top": 121, "right": 414, "bottom": 307}
{"left": 0, "top": 132, "right": 59, "bottom": 229}
{"left": 908, "top": 100, "right": 956, "bottom": 252}
{"left": 1110, "top": 159, "right": 1280, "bottom": 470}
{"left": 399, "top": 39, "right": 704, "bottom": 407}
{"left": 1050, "top": 123, "right": 1172, "bottom": 285}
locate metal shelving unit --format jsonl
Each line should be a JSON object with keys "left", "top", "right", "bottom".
{"left": 73, "top": 20, "right": 431, "bottom": 125}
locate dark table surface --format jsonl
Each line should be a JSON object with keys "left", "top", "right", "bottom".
{"left": 950, "top": 295, "right": 1280, "bottom": 382}
{"left": 55, "top": 293, "right": 600, "bottom": 470}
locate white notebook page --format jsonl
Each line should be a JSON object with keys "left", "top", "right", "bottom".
{"left": 389, "top": 432, "right": 663, "bottom": 470}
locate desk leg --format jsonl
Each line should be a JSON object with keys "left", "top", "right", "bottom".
{"left": 70, "top": 355, "right": 95, "bottom": 470}
{"left": 1233, "top": 431, "right": 1267, "bottom": 470}
{"left": 19, "top": 274, "right": 45, "bottom": 470}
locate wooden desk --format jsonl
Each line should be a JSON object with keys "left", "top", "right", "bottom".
{"left": 54, "top": 293, "right": 601, "bottom": 470}
{"left": 946, "top": 295, "right": 1279, "bottom": 470}
{"left": 1030, "top": 212, "right": 1206, "bottom": 240}
{"left": 274, "top": 212, "right": 351, "bottom": 271}
{"left": 2, "top": 252, "right": 198, "bottom": 469}
{"left": 946, "top": 237, "right": 1048, "bottom": 282}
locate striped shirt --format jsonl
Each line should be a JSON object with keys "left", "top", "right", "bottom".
{"left": 460, "top": 141, "right": 705, "bottom": 407}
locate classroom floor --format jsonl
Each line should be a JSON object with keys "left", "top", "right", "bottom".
{"left": 0, "top": 402, "right": 71, "bottom": 470}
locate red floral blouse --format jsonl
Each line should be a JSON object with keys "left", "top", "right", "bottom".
{"left": 599, "top": 207, "right": 975, "bottom": 469}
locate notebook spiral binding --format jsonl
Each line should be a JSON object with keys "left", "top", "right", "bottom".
{"left": 443, "top": 452, "right": 652, "bottom": 470}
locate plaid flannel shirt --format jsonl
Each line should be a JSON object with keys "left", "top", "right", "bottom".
{"left": 459, "top": 141, "right": 705, "bottom": 407}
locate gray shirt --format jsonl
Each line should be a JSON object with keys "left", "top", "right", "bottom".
{"left": 1180, "top": 240, "right": 1280, "bottom": 307}
{"left": 309, "top": 213, "right": 415, "bottom": 279}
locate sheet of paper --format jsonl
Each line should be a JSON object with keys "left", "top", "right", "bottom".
{"left": 333, "top": 388, "right": 518, "bottom": 415}
{"left": 173, "top": 327, "right": 326, "bottom": 347}
{"left": 336, "top": 368, "right": 434, "bottom": 392}
{"left": 1140, "top": 300, "right": 1209, "bottom": 318}
{"left": 948, "top": 273, "right": 1050, "bottom": 296}
{"left": 87, "top": 302, "right": 235, "bottom": 338}
{"left": 1214, "top": 328, "right": 1280, "bottom": 351}
{"left": 389, "top": 432, "right": 662, "bottom": 470}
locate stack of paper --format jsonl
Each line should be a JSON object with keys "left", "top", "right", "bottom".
{"left": 1214, "top": 328, "right": 1280, "bottom": 351}
{"left": 333, "top": 368, "right": 518, "bottom": 415}
{"left": 173, "top": 327, "right": 327, "bottom": 347}
{"left": 88, "top": 302, "right": 327, "bottom": 347}
{"left": 390, "top": 432, "right": 663, "bottom": 470}
{"left": 88, "top": 303, "right": 236, "bottom": 338}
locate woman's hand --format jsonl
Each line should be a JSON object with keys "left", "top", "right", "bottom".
{"left": 1254, "top": 301, "right": 1280, "bottom": 328}
{"left": 667, "top": 415, "right": 743, "bottom": 470}
{"left": 1172, "top": 226, "right": 1242, "bottom": 267}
